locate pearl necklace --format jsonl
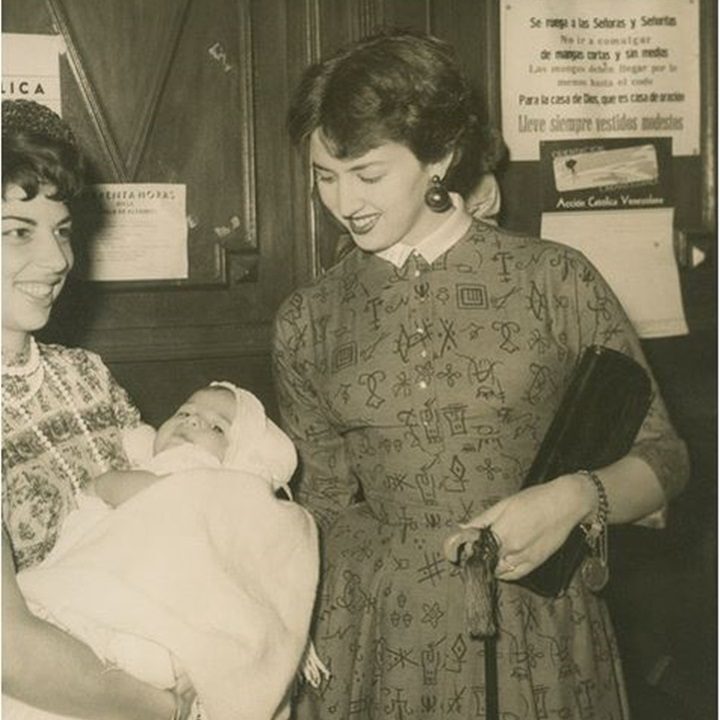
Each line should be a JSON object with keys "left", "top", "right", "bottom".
{"left": 3, "top": 342, "right": 109, "bottom": 498}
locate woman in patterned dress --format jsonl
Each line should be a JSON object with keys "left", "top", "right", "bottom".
{"left": 2, "top": 99, "right": 195, "bottom": 720}
{"left": 272, "top": 31, "right": 689, "bottom": 719}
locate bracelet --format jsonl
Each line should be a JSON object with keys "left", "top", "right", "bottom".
{"left": 577, "top": 470, "right": 610, "bottom": 592}
{"left": 578, "top": 469, "right": 608, "bottom": 541}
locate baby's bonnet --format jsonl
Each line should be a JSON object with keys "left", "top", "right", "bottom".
{"left": 211, "top": 381, "right": 297, "bottom": 493}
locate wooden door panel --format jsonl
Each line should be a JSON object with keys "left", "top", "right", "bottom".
{"left": 49, "top": 0, "right": 188, "bottom": 172}
{"left": 4, "top": 0, "right": 290, "bottom": 364}
{"left": 43, "top": 0, "right": 256, "bottom": 286}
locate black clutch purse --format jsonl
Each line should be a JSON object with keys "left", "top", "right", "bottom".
{"left": 514, "top": 345, "right": 653, "bottom": 597}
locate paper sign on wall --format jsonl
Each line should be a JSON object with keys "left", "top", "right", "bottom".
{"left": 539, "top": 138, "right": 687, "bottom": 338}
{"left": 541, "top": 208, "right": 687, "bottom": 338}
{"left": 501, "top": 0, "right": 700, "bottom": 160}
{"left": 87, "top": 184, "right": 189, "bottom": 282}
{"left": 2, "top": 33, "right": 63, "bottom": 114}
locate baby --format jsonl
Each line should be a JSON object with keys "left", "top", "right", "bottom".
{"left": 15, "top": 382, "right": 322, "bottom": 720}
{"left": 85, "top": 381, "right": 296, "bottom": 508}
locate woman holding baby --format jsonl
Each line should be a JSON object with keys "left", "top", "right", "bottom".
{"left": 1, "top": 99, "right": 198, "bottom": 720}
{"left": 2, "top": 97, "right": 319, "bottom": 720}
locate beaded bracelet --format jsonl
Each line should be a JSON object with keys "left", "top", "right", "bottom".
{"left": 578, "top": 470, "right": 610, "bottom": 592}
{"left": 578, "top": 470, "right": 609, "bottom": 539}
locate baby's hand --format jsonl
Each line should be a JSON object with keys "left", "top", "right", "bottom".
{"left": 91, "top": 469, "right": 163, "bottom": 508}
{"left": 81, "top": 477, "right": 101, "bottom": 499}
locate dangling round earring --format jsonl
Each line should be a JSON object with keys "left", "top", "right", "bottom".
{"left": 424, "top": 175, "right": 452, "bottom": 213}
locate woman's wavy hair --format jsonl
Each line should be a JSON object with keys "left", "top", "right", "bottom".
{"left": 288, "top": 29, "right": 506, "bottom": 194}
{"left": 2, "top": 99, "right": 85, "bottom": 204}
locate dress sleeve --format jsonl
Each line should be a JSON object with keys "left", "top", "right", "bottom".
{"left": 545, "top": 244, "right": 689, "bottom": 502}
{"left": 272, "top": 291, "right": 357, "bottom": 534}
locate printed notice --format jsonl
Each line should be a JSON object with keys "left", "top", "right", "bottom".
{"left": 88, "top": 184, "right": 188, "bottom": 281}
{"left": 2, "top": 33, "right": 63, "bottom": 113}
{"left": 501, "top": 0, "right": 700, "bottom": 160}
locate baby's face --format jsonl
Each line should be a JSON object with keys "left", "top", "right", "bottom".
{"left": 154, "top": 387, "right": 236, "bottom": 461}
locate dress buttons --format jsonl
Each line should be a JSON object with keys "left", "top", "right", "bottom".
{"left": 413, "top": 270, "right": 421, "bottom": 278}
{"left": 421, "top": 350, "right": 428, "bottom": 358}
{"left": 418, "top": 381, "right": 428, "bottom": 389}
{"left": 416, "top": 327, "right": 425, "bottom": 335}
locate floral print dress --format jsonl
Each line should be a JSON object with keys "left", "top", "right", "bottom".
{"left": 273, "top": 218, "right": 688, "bottom": 720}
{"left": 3, "top": 342, "right": 141, "bottom": 572}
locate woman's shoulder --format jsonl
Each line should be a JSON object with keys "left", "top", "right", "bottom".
{"left": 467, "top": 219, "right": 594, "bottom": 267}
{"left": 37, "top": 341, "right": 111, "bottom": 379}
{"left": 36, "top": 342, "right": 139, "bottom": 422}
{"left": 38, "top": 341, "right": 105, "bottom": 365}
{"left": 277, "top": 247, "right": 366, "bottom": 311}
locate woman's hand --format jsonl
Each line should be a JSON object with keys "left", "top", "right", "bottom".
{"left": 169, "top": 688, "right": 197, "bottom": 720}
{"left": 93, "top": 469, "right": 163, "bottom": 507}
{"left": 171, "top": 673, "right": 198, "bottom": 720}
{"left": 460, "top": 474, "right": 595, "bottom": 581}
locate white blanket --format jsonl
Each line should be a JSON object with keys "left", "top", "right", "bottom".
{"left": 15, "top": 469, "right": 319, "bottom": 720}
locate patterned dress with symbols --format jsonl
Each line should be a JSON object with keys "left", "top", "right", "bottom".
{"left": 273, "top": 218, "right": 688, "bottom": 720}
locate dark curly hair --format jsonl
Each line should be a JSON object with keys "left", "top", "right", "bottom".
{"left": 288, "top": 29, "right": 505, "bottom": 193}
{"left": 2, "top": 99, "right": 85, "bottom": 204}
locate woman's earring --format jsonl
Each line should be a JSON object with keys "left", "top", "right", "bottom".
{"left": 424, "top": 175, "right": 452, "bottom": 213}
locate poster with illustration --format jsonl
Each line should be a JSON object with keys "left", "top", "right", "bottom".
{"left": 539, "top": 137, "right": 686, "bottom": 338}
{"left": 540, "top": 137, "right": 673, "bottom": 212}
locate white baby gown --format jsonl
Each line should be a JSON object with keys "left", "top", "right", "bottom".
{"left": 9, "top": 385, "right": 319, "bottom": 720}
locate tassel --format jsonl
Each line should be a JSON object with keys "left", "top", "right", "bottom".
{"left": 457, "top": 526, "right": 500, "bottom": 638}
{"left": 301, "top": 641, "right": 331, "bottom": 687}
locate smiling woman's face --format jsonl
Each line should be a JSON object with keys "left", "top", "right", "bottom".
{"left": 2, "top": 184, "right": 74, "bottom": 355}
{"left": 310, "top": 131, "right": 452, "bottom": 253}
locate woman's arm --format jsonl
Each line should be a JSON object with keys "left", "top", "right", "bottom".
{"left": 456, "top": 246, "right": 688, "bottom": 580}
{"left": 272, "top": 292, "right": 357, "bottom": 533}
{"left": 3, "top": 529, "right": 176, "bottom": 720}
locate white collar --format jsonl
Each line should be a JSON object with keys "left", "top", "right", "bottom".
{"left": 376, "top": 193, "right": 472, "bottom": 268}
